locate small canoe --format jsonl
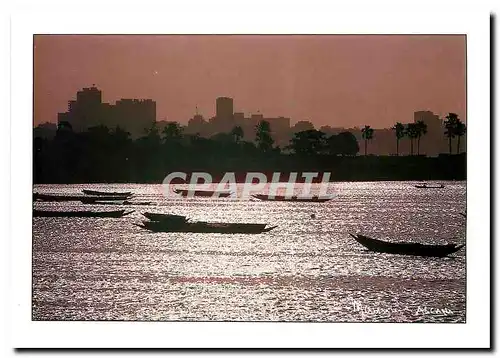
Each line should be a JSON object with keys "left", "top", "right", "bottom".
{"left": 123, "top": 201, "right": 151, "bottom": 206}
{"left": 174, "top": 188, "right": 233, "bottom": 198}
{"left": 142, "top": 212, "right": 188, "bottom": 222}
{"left": 137, "top": 221, "right": 276, "bottom": 234}
{"left": 33, "top": 209, "right": 133, "bottom": 218}
{"left": 252, "top": 194, "right": 332, "bottom": 203}
{"left": 82, "top": 189, "right": 133, "bottom": 196}
{"left": 79, "top": 196, "right": 134, "bottom": 204}
{"left": 84, "top": 200, "right": 151, "bottom": 206}
{"left": 415, "top": 184, "right": 445, "bottom": 189}
{"left": 34, "top": 193, "right": 130, "bottom": 202}
{"left": 349, "top": 233, "right": 464, "bottom": 258}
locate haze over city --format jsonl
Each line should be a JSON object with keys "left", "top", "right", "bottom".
{"left": 34, "top": 35, "right": 466, "bottom": 128}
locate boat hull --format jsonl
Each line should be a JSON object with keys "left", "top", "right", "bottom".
{"left": 350, "top": 234, "right": 464, "bottom": 257}
{"left": 138, "top": 221, "right": 275, "bottom": 234}
{"left": 33, "top": 209, "right": 133, "bottom": 218}
{"left": 34, "top": 193, "right": 131, "bottom": 202}
{"left": 142, "top": 212, "right": 188, "bottom": 222}
{"left": 174, "top": 189, "right": 232, "bottom": 198}
{"left": 82, "top": 189, "right": 133, "bottom": 196}
{"left": 415, "top": 185, "right": 444, "bottom": 189}
{"left": 252, "top": 194, "right": 332, "bottom": 203}
{"left": 84, "top": 200, "right": 151, "bottom": 206}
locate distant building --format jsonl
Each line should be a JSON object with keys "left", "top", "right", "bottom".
{"left": 185, "top": 113, "right": 208, "bottom": 136}
{"left": 266, "top": 116, "right": 290, "bottom": 135}
{"left": 291, "top": 120, "right": 315, "bottom": 134}
{"left": 113, "top": 99, "right": 156, "bottom": 137}
{"left": 413, "top": 110, "right": 448, "bottom": 156}
{"left": 34, "top": 122, "right": 57, "bottom": 139}
{"left": 414, "top": 111, "right": 442, "bottom": 133}
{"left": 213, "top": 97, "right": 234, "bottom": 133}
{"left": 233, "top": 112, "right": 245, "bottom": 126}
{"left": 216, "top": 97, "right": 234, "bottom": 119}
{"left": 57, "top": 86, "right": 156, "bottom": 138}
{"left": 57, "top": 86, "right": 103, "bottom": 131}
{"left": 185, "top": 97, "right": 291, "bottom": 145}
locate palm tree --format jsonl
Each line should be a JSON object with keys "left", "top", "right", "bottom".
{"left": 230, "top": 125, "right": 244, "bottom": 143}
{"left": 361, "top": 125, "right": 374, "bottom": 155}
{"left": 405, "top": 123, "right": 419, "bottom": 156}
{"left": 455, "top": 120, "right": 466, "bottom": 154}
{"left": 444, "top": 113, "right": 459, "bottom": 154}
{"left": 415, "top": 120, "right": 428, "bottom": 156}
{"left": 391, "top": 122, "right": 405, "bottom": 156}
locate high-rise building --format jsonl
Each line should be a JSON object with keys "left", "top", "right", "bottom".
{"left": 61, "top": 86, "right": 103, "bottom": 131}
{"left": 76, "top": 86, "right": 102, "bottom": 106}
{"left": 214, "top": 97, "right": 234, "bottom": 132}
{"left": 57, "top": 87, "right": 156, "bottom": 138}
{"left": 114, "top": 99, "right": 156, "bottom": 137}
{"left": 216, "top": 97, "right": 234, "bottom": 119}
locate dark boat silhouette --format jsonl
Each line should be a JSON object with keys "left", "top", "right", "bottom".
{"left": 414, "top": 184, "right": 445, "bottom": 189}
{"left": 142, "top": 212, "right": 188, "bottom": 222}
{"left": 34, "top": 193, "right": 130, "bottom": 202}
{"left": 349, "top": 233, "right": 464, "bottom": 258}
{"left": 84, "top": 200, "right": 151, "bottom": 206}
{"left": 33, "top": 209, "right": 133, "bottom": 218}
{"left": 252, "top": 194, "right": 332, "bottom": 203}
{"left": 173, "top": 188, "right": 233, "bottom": 198}
{"left": 79, "top": 196, "right": 143, "bottom": 204}
{"left": 82, "top": 189, "right": 133, "bottom": 196}
{"left": 137, "top": 220, "right": 275, "bottom": 234}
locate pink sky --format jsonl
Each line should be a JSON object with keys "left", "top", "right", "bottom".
{"left": 34, "top": 35, "right": 466, "bottom": 129}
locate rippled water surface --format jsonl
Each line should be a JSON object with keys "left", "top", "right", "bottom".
{"left": 33, "top": 182, "right": 466, "bottom": 322}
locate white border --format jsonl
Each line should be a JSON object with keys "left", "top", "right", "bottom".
{"left": 10, "top": 3, "right": 491, "bottom": 349}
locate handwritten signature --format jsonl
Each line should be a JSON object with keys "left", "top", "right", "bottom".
{"left": 349, "top": 299, "right": 454, "bottom": 318}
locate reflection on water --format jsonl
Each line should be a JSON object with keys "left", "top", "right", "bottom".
{"left": 32, "top": 181, "right": 466, "bottom": 322}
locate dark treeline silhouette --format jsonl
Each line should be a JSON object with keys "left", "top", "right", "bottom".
{"left": 34, "top": 118, "right": 466, "bottom": 184}
{"left": 387, "top": 113, "right": 465, "bottom": 156}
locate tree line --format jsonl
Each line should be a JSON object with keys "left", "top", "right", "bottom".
{"left": 359, "top": 112, "right": 466, "bottom": 156}
{"left": 33, "top": 114, "right": 466, "bottom": 183}
{"left": 34, "top": 119, "right": 360, "bottom": 183}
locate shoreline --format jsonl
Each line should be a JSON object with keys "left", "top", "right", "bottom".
{"left": 33, "top": 178, "right": 466, "bottom": 185}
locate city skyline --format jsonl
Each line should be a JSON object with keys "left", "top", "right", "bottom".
{"left": 36, "top": 84, "right": 464, "bottom": 157}
{"left": 34, "top": 35, "right": 466, "bottom": 128}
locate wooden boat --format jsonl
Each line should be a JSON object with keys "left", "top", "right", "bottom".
{"left": 84, "top": 200, "right": 151, "bottom": 206}
{"left": 252, "top": 194, "right": 332, "bottom": 203}
{"left": 349, "top": 233, "right": 464, "bottom": 258}
{"left": 82, "top": 189, "right": 133, "bottom": 196}
{"left": 79, "top": 196, "right": 134, "bottom": 203}
{"left": 33, "top": 209, "right": 133, "bottom": 218}
{"left": 173, "top": 188, "right": 233, "bottom": 198}
{"left": 34, "top": 193, "right": 130, "bottom": 202}
{"left": 137, "top": 220, "right": 276, "bottom": 234}
{"left": 415, "top": 184, "right": 445, "bottom": 189}
{"left": 142, "top": 212, "right": 188, "bottom": 222}
{"left": 123, "top": 201, "right": 151, "bottom": 206}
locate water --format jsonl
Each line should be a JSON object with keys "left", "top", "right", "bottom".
{"left": 32, "top": 181, "right": 466, "bottom": 322}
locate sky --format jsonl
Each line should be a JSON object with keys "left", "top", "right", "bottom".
{"left": 34, "top": 35, "right": 466, "bottom": 129}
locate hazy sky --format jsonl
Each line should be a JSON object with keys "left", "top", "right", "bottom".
{"left": 34, "top": 35, "right": 466, "bottom": 128}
